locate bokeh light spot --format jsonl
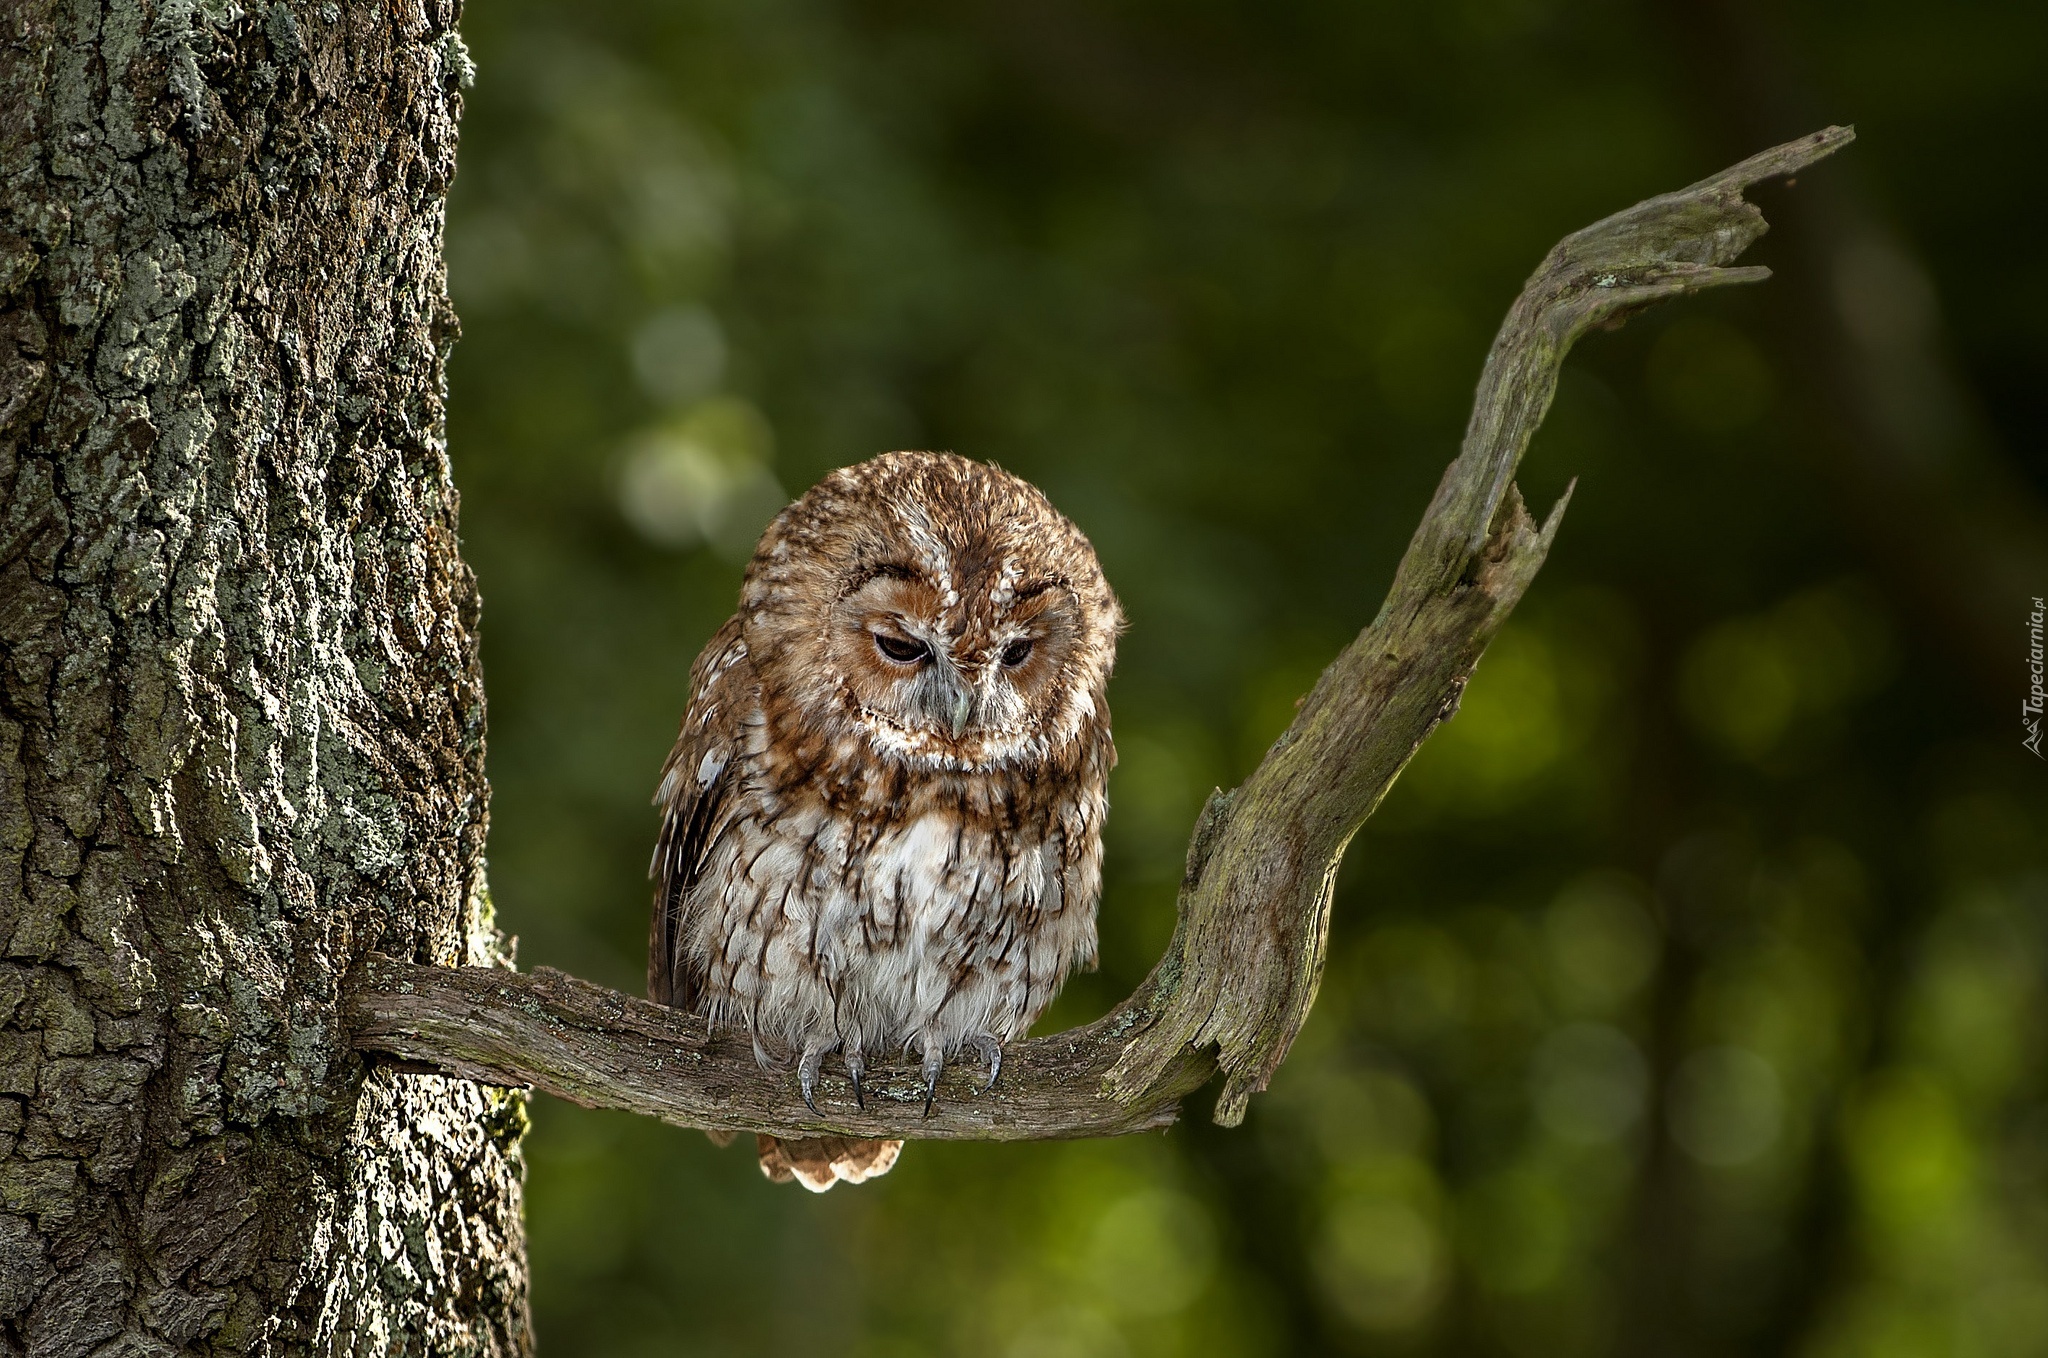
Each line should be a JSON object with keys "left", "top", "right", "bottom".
{"left": 1545, "top": 872, "right": 1660, "bottom": 1012}
{"left": 1084, "top": 1190, "right": 1218, "bottom": 1319}
{"left": 1316, "top": 1195, "right": 1447, "bottom": 1332}
{"left": 631, "top": 304, "right": 727, "bottom": 405}
{"left": 1005, "top": 1306, "right": 1131, "bottom": 1358}
{"left": 1678, "top": 620, "right": 1798, "bottom": 759}
{"left": 617, "top": 396, "right": 784, "bottom": 555}
{"left": 1845, "top": 1069, "right": 1975, "bottom": 1243}
{"left": 1668, "top": 1046, "right": 1784, "bottom": 1167}
{"left": 1678, "top": 583, "right": 1896, "bottom": 764}
{"left": 1403, "top": 626, "right": 1574, "bottom": 813}
{"left": 1531, "top": 1023, "right": 1648, "bottom": 1145}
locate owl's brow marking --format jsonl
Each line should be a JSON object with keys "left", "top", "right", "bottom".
{"left": 895, "top": 499, "right": 959, "bottom": 608}
{"left": 840, "top": 561, "right": 923, "bottom": 597}
{"left": 985, "top": 554, "right": 1024, "bottom": 607}
{"left": 1009, "top": 577, "right": 1067, "bottom": 604}
{"left": 348, "top": 129, "right": 1853, "bottom": 1143}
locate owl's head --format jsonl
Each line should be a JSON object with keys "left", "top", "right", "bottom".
{"left": 740, "top": 452, "right": 1122, "bottom": 771}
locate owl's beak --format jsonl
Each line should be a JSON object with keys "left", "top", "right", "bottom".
{"left": 949, "top": 689, "right": 972, "bottom": 739}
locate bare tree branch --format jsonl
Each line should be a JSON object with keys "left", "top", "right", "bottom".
{"left": 346, "top": 127, "right": 1854, "bottom": 1142}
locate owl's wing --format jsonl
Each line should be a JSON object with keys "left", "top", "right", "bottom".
{"left": 649, "top": 614, "right": 753, "bottom": 1011}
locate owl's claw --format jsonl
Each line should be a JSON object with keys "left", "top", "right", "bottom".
{"left": 845, "top": 1049, "right": 867, "bottom": 1110}
{"left": 797, "top": 1044, "right": 826, "bottom": 1115}
{"left": 971, "top": 1035, "right": 1003, "bottom": 1094}
{"left": 920, "top": 1038, "right": 944, "bottom": 1118}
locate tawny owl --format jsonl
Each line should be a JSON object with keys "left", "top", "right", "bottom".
{"left": 649, "top": 451, "right": 1121, "bottom": 1191}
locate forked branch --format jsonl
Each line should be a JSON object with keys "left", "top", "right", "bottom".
{"left": 348, "top": 128, "right": 1854, "bottom": 1142}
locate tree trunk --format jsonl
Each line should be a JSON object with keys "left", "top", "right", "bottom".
{"left": 0, "top": 0, "right": 528, "bottom": 1351}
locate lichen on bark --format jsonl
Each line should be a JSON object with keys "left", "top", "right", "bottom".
{"left": 0, "top": 0, "right": 526, "bottom": 1351}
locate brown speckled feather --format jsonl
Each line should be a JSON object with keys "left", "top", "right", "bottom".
{"left": 648, "top": 614, "right": 750, "bottom": 1013}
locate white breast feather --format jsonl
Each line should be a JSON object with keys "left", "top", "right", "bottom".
{"left": 687, "top": 793, "right": 1097, "bottom": 1062}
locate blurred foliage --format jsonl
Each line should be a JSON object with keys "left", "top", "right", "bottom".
{"left": 441, "top": 0, "right": 2048, "bottom": 1353}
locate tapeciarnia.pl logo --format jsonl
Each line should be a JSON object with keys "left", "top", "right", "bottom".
{"left": 2028, "top": 595, "right": 2046, "bottom": 758}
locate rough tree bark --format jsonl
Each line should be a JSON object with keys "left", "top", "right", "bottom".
{"left": 1, "top": 1, "right": 527, "bottom": 1353}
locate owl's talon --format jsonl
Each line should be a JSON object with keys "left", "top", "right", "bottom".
{"left": 845, "top": 1049, "right": 867, "bottom": 1110}
{"left": 920, "top": 1039, "right": 944, "bottom": 1118}
{"left": 797, "top": 1044, "right": 826, "bottom": 1115}
{"left": 971, "top": 1036, "right": 1003, "bottom": 1094}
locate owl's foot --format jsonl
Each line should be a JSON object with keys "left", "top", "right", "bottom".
{"left": 907, "top": 1036, "right": 1003, "bottom": 1115}
{"left": 970, "top": 1035, "right": 1003, "bottom": 1094}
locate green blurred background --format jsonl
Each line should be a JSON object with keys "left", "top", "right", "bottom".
{"left": 440, "top": 0, "right": 2048, "bottom": 1353}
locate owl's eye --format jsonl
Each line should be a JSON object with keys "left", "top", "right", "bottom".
{"left": 873, "top": 632, "right": 930, "bottom": 665}
{"left": 1000, "top": 638, "right": 1034, "bottom": 668}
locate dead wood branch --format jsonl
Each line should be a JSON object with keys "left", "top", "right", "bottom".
{"left": 347, "top": 127, "right": 1854, "bottom": 1142}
